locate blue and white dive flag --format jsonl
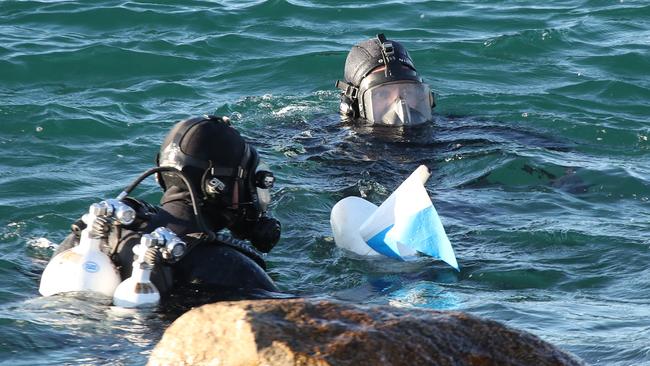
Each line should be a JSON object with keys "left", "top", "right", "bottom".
{"left": 330, "top": 165, "right": 459, "bottom": 271}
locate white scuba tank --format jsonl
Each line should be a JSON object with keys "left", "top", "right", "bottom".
{"left": 39, "top": 202, "right": 124, "bottom": 297}
{"left": 112, "top": 234, "right": 159, "bottom": 308}
{"left": 112, "top": 227, "right": 186, "bottom": 308}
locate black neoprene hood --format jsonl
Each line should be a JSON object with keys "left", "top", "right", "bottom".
{"left": 160, "top": 117, "right": 245, "bottom": 169}
{"left": 158, "top": 117, "right": 246, "bottom": 194}
{"left": 343, "top": 34, "right": 417, "bottom": 87}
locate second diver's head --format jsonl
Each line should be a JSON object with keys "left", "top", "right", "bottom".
{"left": 336, "top": 33, "right": 435, "bottom": 126}
{"left": 156, "top": 116, "right": 280, "bottom": 251}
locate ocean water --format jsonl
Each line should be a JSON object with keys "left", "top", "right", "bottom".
{"left": 1, "top": 0, "right": 649, "bottom": 364}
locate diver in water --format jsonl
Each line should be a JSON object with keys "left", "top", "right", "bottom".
{"left": 336, "top": 33, "right": 436, "bottom": 126}
{"left": 50, "top": 115, "right": 282, "bottom": 301}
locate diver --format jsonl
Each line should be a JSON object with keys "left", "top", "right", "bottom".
{"left": 45, "top": 115, "right": 282, "bottom": 303}
{"left": 335, "top": 33, "right": 436, "bottom": 126}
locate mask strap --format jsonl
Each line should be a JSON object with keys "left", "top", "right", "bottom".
{"left": 376, "top": 33, "right": 397, "bottom": 77}
{"left": 335, "top": 80, "right": 359, "bottom": 101}
{"left": 231, "top": 143, "right": 251, "bottom": 210}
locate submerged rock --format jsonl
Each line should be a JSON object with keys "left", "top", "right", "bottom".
{"left": 148, "top": 298, "right": 584, "bottom": 366}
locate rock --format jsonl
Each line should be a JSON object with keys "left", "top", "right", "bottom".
{"left": 148, "top": 298, "right": 585, "bottom": 366}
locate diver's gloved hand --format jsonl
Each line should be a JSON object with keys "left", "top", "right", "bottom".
{"left": 248, "top": 216, "right": 281, "bottom": 253}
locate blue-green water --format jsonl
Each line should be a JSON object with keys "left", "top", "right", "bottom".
{"left": 1, "top": 0, "right": 649, "bottom": 364}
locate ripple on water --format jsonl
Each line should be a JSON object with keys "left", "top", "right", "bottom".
{"left": 1, "top": 1, "right": 649, "bottom": 365}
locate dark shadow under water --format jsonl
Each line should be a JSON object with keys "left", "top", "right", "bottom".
{"left": 298, "top": 113, "right": 590, "bottom": 199}
{"left": 158, "top": 286, "right": 298, "bottom": 319}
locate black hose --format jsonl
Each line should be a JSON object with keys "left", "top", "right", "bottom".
{"left": 116, "top": 167, "right": 214, "bottom": 240}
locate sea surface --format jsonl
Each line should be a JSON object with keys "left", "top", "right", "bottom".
{"left": 1, "top": 0, "right": 649, "bottom": 365}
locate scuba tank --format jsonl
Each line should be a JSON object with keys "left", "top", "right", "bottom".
{"left": 39, "top": 166, "right": 210, "bottom": 303}
{"left": 39, "top": 199, "right": 136, "bottom": 297}
{"left": 112, "top": 227, "right": 186, "bottom": 308}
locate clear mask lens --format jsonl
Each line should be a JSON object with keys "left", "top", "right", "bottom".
{"left": 361, "top": 81, "right": 433, "bottom": 125}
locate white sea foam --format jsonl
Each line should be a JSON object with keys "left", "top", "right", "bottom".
{"left": 29, "top": 237, "right": 58, "bottom": 250}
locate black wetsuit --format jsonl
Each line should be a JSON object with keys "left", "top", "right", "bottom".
{"left": 57, "top": 195, "right": 279, "bottom": 300}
